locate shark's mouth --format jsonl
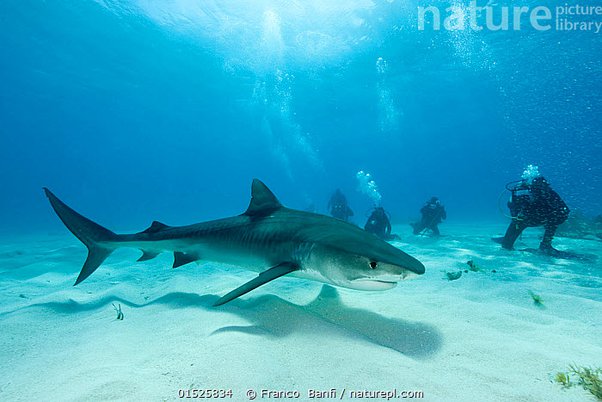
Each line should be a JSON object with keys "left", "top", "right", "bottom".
{"left": 351, "top": 278, "right": 399, "bottom": 291}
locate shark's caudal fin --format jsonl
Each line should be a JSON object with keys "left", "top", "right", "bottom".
{"left": 43, "top": 188, "right": 118, "bottom": 285}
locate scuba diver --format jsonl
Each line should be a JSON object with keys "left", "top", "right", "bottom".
{"left": 328, "top": 189, "right": 354, "bottom": 222}
{"left": 411, "top": 197, "right": 447, "bottom": 236}
{"left": 364, "top": 207, "right": 399, "bottom": 240}
{"left": 495, "top": 166, "right": 569, "bottom": 254}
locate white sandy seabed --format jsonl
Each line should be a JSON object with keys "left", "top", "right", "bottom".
{"left": 0, "top": 223, "right": 600, "bottom": 402}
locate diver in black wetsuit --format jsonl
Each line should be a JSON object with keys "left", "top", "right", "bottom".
{"left": 328, "top": 189, "right": 354, "bottom": 222}
{"left": 498, "top": 176, "right": 569, "bottom": 254}
{"left": 411, "top": 197, "right": 446, "bottom": 236}
{"left": 364, "top": 207, "right": 398, "bottom": 240}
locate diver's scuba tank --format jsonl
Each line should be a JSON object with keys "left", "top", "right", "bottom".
{"left": 498, "top": 165, "right": 542, "bottom": 226}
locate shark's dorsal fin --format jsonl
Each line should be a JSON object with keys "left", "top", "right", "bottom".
{"left": 244, "top": 179, "right": 282, "bottom": 216}
{"left": 141, "top": 221, "right": 170, "bottom": 234}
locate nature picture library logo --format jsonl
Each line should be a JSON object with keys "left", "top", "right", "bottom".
{"left": 417, "top": 0, "right": 602, "bottom": 33}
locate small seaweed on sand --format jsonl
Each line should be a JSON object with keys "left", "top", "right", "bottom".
{"left": 570, "top": 365, "right": 602, "bottom": 400}
{"left": 528, "top": 291, "right": 544, "bottom": 307}
{"left": 466, "top": 260, "right": 481, "bottom": 272}
{"left": 555, "top": 365, "right": 602, "bottom": 400}
{"left": 554, "top": 371, "right": 571, "bottom": 388}
{"left": 466, "top": 260, "right": 497, "bottom": 273}
{"left": 112, "top": 303, "right": 124, "bottom": 320}
{"left": 445, "top": 271, "right": 462, "bottom": 281}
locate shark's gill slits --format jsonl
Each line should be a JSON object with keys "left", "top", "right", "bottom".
{"left": 292, "top": 242, "right": 314, "bottom": 264}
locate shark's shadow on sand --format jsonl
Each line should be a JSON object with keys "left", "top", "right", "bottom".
{"left": 21, "top": 285, "right": 442, "bottom": 359}
{"left": 214, "top": 286, "right": 442, "bottom": 358}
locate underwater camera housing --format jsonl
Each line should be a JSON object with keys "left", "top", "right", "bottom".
{"left": 499, "top": 164, "right": 541, "bottom": 218}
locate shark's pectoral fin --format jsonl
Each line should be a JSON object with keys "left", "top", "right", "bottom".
{"left": 213, "top": 262, "right": 299, "bottom": 307}
{"left": 173, "top": 252, "right": 198, "bottom": 268}
{"left": 137, "top": 250, "right": 160, "bottom": 262}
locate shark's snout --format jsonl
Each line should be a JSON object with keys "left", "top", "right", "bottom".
{"left": 403, "top": 257, "right": 426, "bottom": 275}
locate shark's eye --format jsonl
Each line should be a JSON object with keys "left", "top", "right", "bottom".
{"left": 369, "top": 261, "right": 378, "bottom": 269}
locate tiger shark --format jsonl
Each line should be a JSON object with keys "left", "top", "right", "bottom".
{"left": 44, "top": 179, "right": 425, "bottom": 306}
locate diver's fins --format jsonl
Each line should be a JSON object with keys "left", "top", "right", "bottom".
{"left": 491, "top": 237, "right": 504, "bottom": 245}
{"left": 214, "top": 262, "right": 299, "bottom": 306}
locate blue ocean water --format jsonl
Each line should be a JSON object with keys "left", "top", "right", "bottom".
{"left": 0, "top": 1, "right": 600, "bottom": 230}
{"left": 2, "top": 4, "right": 602, "bottom": 401}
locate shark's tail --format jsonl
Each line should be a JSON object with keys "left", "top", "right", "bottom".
{"left": 44, "top": 188, "right": 118, "bottom": 285}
